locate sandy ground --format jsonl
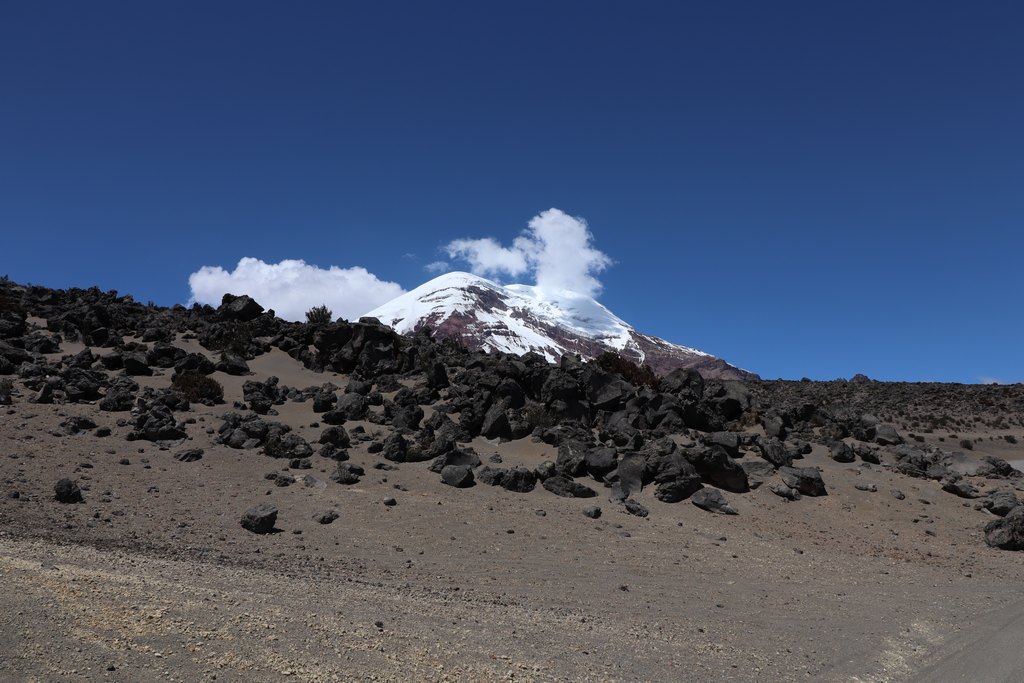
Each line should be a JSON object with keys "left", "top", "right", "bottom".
{"left": 3, "top": 341, "right": 1024, "bottom": 681}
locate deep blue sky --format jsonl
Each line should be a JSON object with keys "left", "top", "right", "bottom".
{"left": 1, "top": 2, "right": 1021, "bottom": 382}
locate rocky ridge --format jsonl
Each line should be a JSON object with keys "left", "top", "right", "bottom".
{"left": 2, "top": 277, "right": 1024, "bottom": 552}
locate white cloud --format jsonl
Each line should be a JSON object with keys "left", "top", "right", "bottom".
{"left": 445, "top": 237, "right": 529, "bottom": 279}
{"left": 978, "top": 376, "right": 1006, "bottom": 385}
{"left": 424, "top": 260, "right": 451, "bottom": 275}
{"left": 188, "top": 257, "right": 405, "bottom": 322}
{"left": 444, "top": 208, "right": 612, "bottom": 297}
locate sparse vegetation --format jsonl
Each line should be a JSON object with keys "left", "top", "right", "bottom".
{"left": 523, "top": 401, "right": 557, "bottom": 430}
{"left": 593, "top": 351, "right": 659, "bottom": 389}
{"left": 959, "top": 439, "right": 974, "bottom": 450}
{"left": 1007, "top": 435, "right": 1018, "bottom": 444}
{"left": 172, "top": 373, "right": 224, "bottom": 403}
{"left": 305, "top": 304, "right": 333, "bottom": 325}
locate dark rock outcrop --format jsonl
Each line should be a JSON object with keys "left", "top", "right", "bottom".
{"left": 240, "top": 503, "right": 278, "bottom": 533}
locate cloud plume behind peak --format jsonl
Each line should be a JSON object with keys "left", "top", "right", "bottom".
{"left": 444, "top": 208, "right": 612, "bottom": 297}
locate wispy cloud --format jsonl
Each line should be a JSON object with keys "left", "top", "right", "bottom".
{"left": 188, "top": 257, "right": 405, "bottom": 321}
{"left": 424, "top": 260, "right": 451, "bottom": 275}
{"left": 444, "top": 208, "right": 612, "bottom": 297}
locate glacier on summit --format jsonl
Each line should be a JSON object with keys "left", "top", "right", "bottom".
{"left": 364, "top": 271, "right": 754, "bottom": 380}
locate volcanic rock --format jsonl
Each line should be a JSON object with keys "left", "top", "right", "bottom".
{"left": 54, "top": 479, "right": 83, "bottom": 504}
{"left": 542, "top": 475, "right": 597, "bottom": 498}
{"left": 240, "top": 503, "right": 277, "bottom": 533}
{"left": 691, "top": 488, "right": 738, "bottom": 515}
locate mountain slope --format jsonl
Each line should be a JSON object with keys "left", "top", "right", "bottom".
{"left": 364, "top": 272, "right": 755, "bottom": 379}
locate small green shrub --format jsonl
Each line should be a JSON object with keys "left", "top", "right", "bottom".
{"left": 305, "top": 304, "right": 333, "bottom": 325}
{"left": 959, "top": 439, "right": 974, "bottom": 451}
{"left": 1006, "top": 435, "right": 1018, "bottom": 444}
{"left": 172, "top": 373, "right": 224, "bottom": 403}
{"left": 523, "top": 401, "right": 557, "bottom": 430}
{"left": 592, "top": 351, "right": 659, "bottom": 389}
{"left": 0, "top": 377, "right": 13, "bottom": 404}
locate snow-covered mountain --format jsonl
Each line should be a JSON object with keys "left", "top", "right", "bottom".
{"left": 364, "top": 271, "right": 755, "bottom": 380}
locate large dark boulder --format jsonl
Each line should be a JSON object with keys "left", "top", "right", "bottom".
{"left": 480, "top": 401, "right": 512, "bottom": 440}
{"left": 706, "top": 382, "right": 751, "bottom": 421}
{"left": 624, "top": 499, "right": 649, "bottom": 518}
{"left": 645, "top": 451, "right": 701, "bottom": 493}
{"left": 427, "top": 361, "right": 449, "bottom": 389}
{"left": 691, "top": 488, "right": 737, "bottom": 515}
{"left": 985, "top": 506, "right": 1024, "bottom": 550}
{"left": 892, "top": 446, "right": 933, "bottom": 479}
{"left": 54, "top": 478, "right": 83, "bottom": 504}
{"left": 147, "top": 343, "right": 186, "bottom": 369}
{"left": 542, "top": 475, "right": 597, "bottom": 498}
{"left": 390, "top": 403, "right": 425, "bottom": 431}
{"left": 741, "top": 460, "right": 776, "bottom": 489}
{"left": 541, "top": 369, "right": 582, "bottom": 406}
{"left": 555, "top": 441, "right": 589, "bottom": 478}
{"left": 216, "top": 411, "right": 290, "bottom": 449}
{"left": 584, "top": 447, "right": 618, "bottom": 480}
{"left": 779, "top": 466, "right": 827, "bottom": 496}
{"left": 312, "top": 392, "right": 336, "bottom": 413}
{"left": 319, "top": 426, "right": 351, "bottom": 448}
{"left": 216, "top": 353, "right": 250, "bottom": 376}
{"left": 0, "top": 311, "right": 27, "bottom": 339}
{"left": 984, "top": 491, "right": 1020, "bottom": 517}
{"left": 660, "top": 368, "right": 704, "bottom": 399}
{"left": 942, "top": 477, "right": 980, "bottom": 499}
{"left": 128, "top": 404, "right": 187, "bottom": 442}
{"left": 615, "top": 452, "right": 646, "bottom": 499}
{"left": 874, "top": 424, "right": 903, "bottom": 446}
{"left": 585, "top": 371, "right": 632, "bottom": 411}
{"left": 174, "top": 353, "right": 216, "bottom": 376}
{"left": 762, "top": 414, "right": 787, "bottom": 441}
{"left": 441, "top": 464, "right": 475, "bottom": 488}
{"left": 703, "top": 432, "right": 740, "bottom": 458}
{"left": 654, "top": 478, "right": 702, "bottom": 503}
{"left": 240, "top": 503, "right": 278, "bottom": 533}
{"left": 99, "top": 387, "right": 134, "bottom": 412}
{"left": 685, "top": 447, "right": 749, "bottom": 493}
{"left": 477, "top": 466, "right": 536, "bottom": 493}
{"left": 493, "top": 378, "right": 526, "bottom": 409}
{"left": 60, "top": 416, "right": 97, "bottom": 435}
{"left": 381, "top": 432, "right": 409, "bottom": 462}
{"left": 333, "top": 393, "right": 369, "bottom": 421}
{"left": 428, "top": 449, "right": 481, "bottom": 473}
{"left": 264, "top": 433, "right": 313, "bottom": 459}
{"left": 757, "top": 437, "right": 793, "bottom": 468}
{"left": 123, "top": 353, "right": 153, "bottom": 376}
{"left": 219, "top": 294, "right": 265, "bottom": 322}
{"left": 828, "top": 441, "right": 855, "bottom": 463}
{"left": 477, "top": 466, "right": 505, "bottom": 486}
{"left": 500, "top": 466, "right": 537, "bottom": 493}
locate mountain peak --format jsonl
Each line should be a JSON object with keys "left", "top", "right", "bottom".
{"left": 365, "top": 273, "right": 755, "bottom": 380}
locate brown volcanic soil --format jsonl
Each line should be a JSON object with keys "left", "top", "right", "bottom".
{"left": 4, "top": 335, "right": 1024, "bottom": 681}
